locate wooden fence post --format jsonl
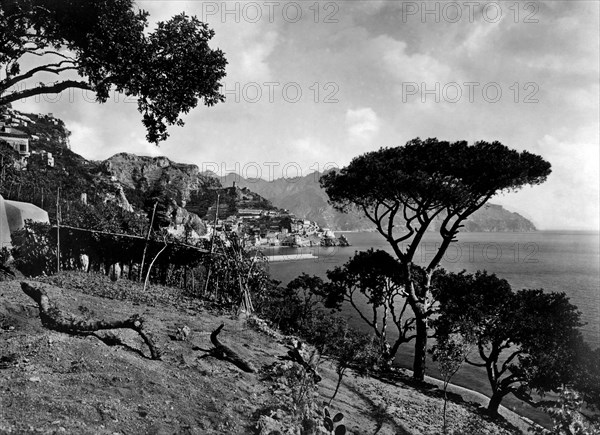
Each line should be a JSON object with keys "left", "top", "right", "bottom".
{"left": 139, "top": 202, "right": 157, "bottom": 283}
{"left": 56, "top": 187, "right": 60, "bottom": 272}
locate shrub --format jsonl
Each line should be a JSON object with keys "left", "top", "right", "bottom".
{"left": 0, "top": 247, "right": 14, "bottom": 279}
{"left": 11, "top": 221, "right": 56, "bottom": 276}
{"left": 530, "top": 388, "right": 600, "bottom": 435}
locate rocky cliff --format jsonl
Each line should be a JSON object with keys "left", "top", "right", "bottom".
{"left": 101, "top": 153, "right": 276, "bottom": 226}
{"left": 101, "top": 153, "right": 209, "bottom": 208}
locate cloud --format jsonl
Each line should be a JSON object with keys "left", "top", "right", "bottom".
{"left": 461, "top": 21, "right": 500, "bottom": 58}
{"left": 374, "top": 35, "right": 452, "bottom": 84}
{"left": 346, "top": 107, "right": 380, "bottom": 141}
{"left": 237, "top": 30, "right": 278, "bottom": 82}
{"left": 355, "top": 0, "right": 387, "bottom": 15}
{"left": 289, "top": 137, "right": 326, "bottom": 160}
{"left": 69, "top": 117, "right": 160, "bottom": 161}
{"left": 496, "top": 135, "right": 599, "bottom": 230}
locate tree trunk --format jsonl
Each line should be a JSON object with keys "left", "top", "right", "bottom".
{"left": 389, "top": 338, "right": 404, "bottom": 362}
{"left": 20, "top": 282, "right": 161, "bottom": 360}
{"left": 442, "top": 387, "right": 449, "bottom": 434}
{"left": 329, "top": 369, "right": 345, "bottom": 406}
{"left": 487, "top": 391, "right": 504, "bottom": 416}
{"left": 413, "top": 313, "right": 427, "bottom": 381}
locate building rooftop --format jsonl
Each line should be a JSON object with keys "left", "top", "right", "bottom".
{"left": 0, "top": 127, "right": 28, "bottom": 138}
{"left": 0, "top": 131, "right": 29, "bottom": 139}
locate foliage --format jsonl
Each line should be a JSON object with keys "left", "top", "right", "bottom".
{"left": 431, "top": 333, "right": 473, "bottom": 433}
{"left": 63, "top": 200, "right": 148, "bottom": 235}
{"left": 320, "top": 138, "right": 552, "bottom": 381}
{"left": 279, "top": 216, "right": 294, "bottom": 232}
{"left": 10, "top": 220, "right": 56, "bottom": 276}
{"left": 253, "top": 274, "right": 350, "bottom": 356}
{"left": 0, "top": 143, "right": 20, "bottom": 186}
{"left": 571, "top": 341, "right": 600, "bottom": 411}
{"left": 434, "top": 270, "right": 586, "bottom": 415}
{"left": 201, "top": 232, "right": 271, "bottom": 309}
{"left": 322, "top": 407, "right": 346, "bottom": 435}
{"left": 2, "top": 128, "right": 115, "bottom": 220}
{"left": 530, "top": 388, "right": 600, "bottom": 435}
{"left": 58, "top": 200, "right": 149, "bottom": 272}
{"left": 272, "top": 273, "right": 326, "bottom": 333}
{"left": 0, "top": 0, "right": 227, "bottom": 143}
{"left": 321, "top": 138, "right": 551, "bottom": 217}
{"left": 0, "top": 246, "right": 9, "bottom": 264}
{"left": 255, "top": 270, "right": 384, "bottom": 414}
{"left": 0, "top": 246, "right": 13, "bottom": 278}
{"left": 9, "top": 205, "right": 206, "bottom": 281}
{"left": 327, "top": 326, "right": 382, "bottom": 406}
{"left": 258, "top": 359, "right": 320, "bottom": 433}
{"left": 321, "top": 249, "right": 419, "bottom": 361}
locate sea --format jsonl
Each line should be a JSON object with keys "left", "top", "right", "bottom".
{"left": 266, "top": 230, "right": 600, "bottom": 424}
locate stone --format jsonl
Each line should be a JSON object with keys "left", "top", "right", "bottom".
{"left": 175, "top": 325, "right": 191, "bottom": 341}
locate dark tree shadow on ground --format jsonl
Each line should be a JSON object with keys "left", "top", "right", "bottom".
{"left": 343, "top": 381, "right": 412, "bottom": 435}
{"left": 371, "top": 368, "right": 522, "bottom": 434}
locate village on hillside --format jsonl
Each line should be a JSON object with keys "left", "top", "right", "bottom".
{"left": 165, "top": 177, "right": 350, "bottom": 249}
{"left": 0, "top": 105, "right": 350, "bottom": 252}
{"left": 0, "top": 105, "right": 57, "bottom": 169}
{"left": 201, "top": 203, "right": 351, "bottom": 249}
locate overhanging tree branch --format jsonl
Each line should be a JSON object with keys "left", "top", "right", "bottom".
{"left": 500, "top": 350, "right": 523, "bottom": 375}
{"left": 1, "top": 2, "right": 227, "bottom": 143}
{"left": 0, "top": 79, "right": 91, "bottom": 105}
{"left": 1, "top": 59, "right": 78, "bottom": 90}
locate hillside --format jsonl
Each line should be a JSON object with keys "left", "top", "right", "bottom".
{"left": 1, "top": 110, "right": 278, "bottom": 230}
{"left": 218, "top": 173, "right": 537, "bottom": 232}
{"left": 101, "top": 153, "right": 277, "bottom": 223}
{"left": 219, "top": 173, "right": 373, "bottom": 231}
{"left": 0, "top": 272, "right": 530, "bottom": 435}
{"left": 0, "top": 110, "right": 120, "bottom": 217}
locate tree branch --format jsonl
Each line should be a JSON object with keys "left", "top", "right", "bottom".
{"left": 425, "top": 211, "right": 465, "bottom": 273}
{"left": 405, "top": 207, "right": 441, "bottom": 262}
{"left": 0, "top": 79, "right": 91, "bottom": 105}
{"left": 20, "top": 282, "right": 160, "bottom": 360}
{"left": 25, "top": 49, "right": 75, "bottom": 61}
{"left": 1, "top": 59, "right": 77, "bottom": 90}
{"left": 206, "top": 323, "right": 256, "bottom": 373}
{"left": 500, "top": 350, "right": 523, "bottom": 376}
{"left": 465, "top": 357, "right": 487, "bottom": 367}
{"left": 348, "top": 292, "right": 380, "bottom": 336}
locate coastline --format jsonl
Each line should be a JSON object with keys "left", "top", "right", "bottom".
{"left": 268, "top": 230, "right": 599, "bottom": 428}
{"left": 423, "top": 374, "right": 538, "bottom": 433}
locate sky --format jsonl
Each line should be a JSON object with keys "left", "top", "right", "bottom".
{"left": 10, "top": 0, "right": 600, "bottom": 230}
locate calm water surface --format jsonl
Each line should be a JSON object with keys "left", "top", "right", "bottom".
{"left": 267, "top": 231, "right": 600, "bottom": 425}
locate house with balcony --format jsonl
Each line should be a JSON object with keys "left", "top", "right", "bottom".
{"left": 0, "top": 126, "right": 30, "bottom": 158}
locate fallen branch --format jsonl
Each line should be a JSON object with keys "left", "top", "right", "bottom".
{"left": 20, "top": 282, "right": 161, "bottom": 360}
{"left": 203, "top": 323, "right": 256, "bottom": 373}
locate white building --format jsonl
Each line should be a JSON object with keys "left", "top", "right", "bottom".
{"left": 0, "top": 126, "right": 30, "bottom": 157}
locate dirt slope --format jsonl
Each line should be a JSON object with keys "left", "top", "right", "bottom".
{"left": 0, "top": 273, "right": 533, "bottom": 434}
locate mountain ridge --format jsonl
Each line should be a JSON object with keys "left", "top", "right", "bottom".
{"left": 1, "top": 108, "right": 536, "bottom": 233}
{"left": 215, "top": 171, "right": 537, "bottom": 232}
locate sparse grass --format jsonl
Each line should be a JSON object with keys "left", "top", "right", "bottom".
{"left": 0, "top": 271, "right": 532, "bottom": 434}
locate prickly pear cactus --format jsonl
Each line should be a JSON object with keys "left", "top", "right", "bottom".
{"left": 322, "top": 407, "right": 346, "bottom": 435}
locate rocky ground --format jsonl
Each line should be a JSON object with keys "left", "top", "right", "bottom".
{"left": 0, "top": 272, "right": 537, "bottom": 434}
